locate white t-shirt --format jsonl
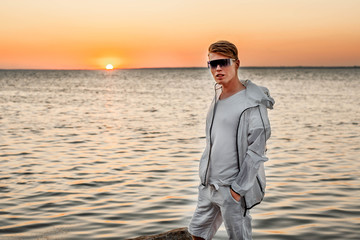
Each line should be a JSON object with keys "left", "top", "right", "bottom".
{"left": 208, "top": 90, "right": 247, "bottom": 186}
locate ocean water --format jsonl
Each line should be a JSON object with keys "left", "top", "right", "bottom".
{"left": 0, "top": 68, "right": 359, "bottom": 240}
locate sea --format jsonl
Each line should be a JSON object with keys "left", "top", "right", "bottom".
{"left": 0, "top": 67, "right": 359, "bottom": 240}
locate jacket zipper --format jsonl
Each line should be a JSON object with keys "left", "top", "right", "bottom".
{"left": 256, "top": 176, "right": 264, "bottom": 193}
{"left": 235, "top": 105, "right": 261, "bottom": 170}
{"left": 202, "top": 98, "right": 217, "bottom": 186}
{"left": 202, "top": 85, "right": 220, "bottom": 186}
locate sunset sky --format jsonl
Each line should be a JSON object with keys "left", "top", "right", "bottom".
{"left": 1, "top": 0, "right": 359, "bottom": 69}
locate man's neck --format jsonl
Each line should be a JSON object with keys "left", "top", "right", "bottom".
{"left": 220, "top": 78, "right": 245, "bottom": 100}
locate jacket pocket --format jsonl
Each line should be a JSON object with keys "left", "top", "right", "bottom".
{"left": 244, "top": 175, "right": 265, "bottom": 209}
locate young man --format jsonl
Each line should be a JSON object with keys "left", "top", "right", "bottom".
{"left": 188, "top": 40, "right": 274, "bottom": 240}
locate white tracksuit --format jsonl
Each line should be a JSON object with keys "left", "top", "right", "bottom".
{"left": 189, "top": 80, "right": 274, "bottom": 240}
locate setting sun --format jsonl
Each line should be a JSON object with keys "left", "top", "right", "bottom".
{"left": 106, "top": 64, "right": 114, "bottom": 70}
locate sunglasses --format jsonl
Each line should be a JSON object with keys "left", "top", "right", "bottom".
{"left": 207, "top": 58, "right": 235, "bottom": 69}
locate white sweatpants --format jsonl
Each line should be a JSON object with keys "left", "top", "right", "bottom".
{"left": 188, "top": 184, "right": 252, "bottom": 240}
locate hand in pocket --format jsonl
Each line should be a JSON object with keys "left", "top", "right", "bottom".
{"left": 230, "top": 188, "right": 241, "bottom": 202}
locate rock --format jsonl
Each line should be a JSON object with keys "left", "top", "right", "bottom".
{"left": 127, "top": 227, "right": 192, "bottom": 240}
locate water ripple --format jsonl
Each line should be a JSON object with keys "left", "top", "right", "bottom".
{"left": 0, "top": 68, "right": 359, "bottom": 239}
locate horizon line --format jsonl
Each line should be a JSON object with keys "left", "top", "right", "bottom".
{"left": 0, "top": 66, "right": 359, "bottom": 71}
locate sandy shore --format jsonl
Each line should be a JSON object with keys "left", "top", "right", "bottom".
{"left": 127, "top": 227, "right": 192, "bottom": 240}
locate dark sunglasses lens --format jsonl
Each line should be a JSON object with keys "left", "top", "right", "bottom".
{"left": 208, "top": 59, "right": 231, "bottom": 68}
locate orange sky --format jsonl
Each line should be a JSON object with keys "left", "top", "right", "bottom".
{"left": 1, "top": 0, "right": 359, "bottom": 69}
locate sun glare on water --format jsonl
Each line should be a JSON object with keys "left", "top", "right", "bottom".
{"left": 106, "top": 64, "right": 114, "bottom": 70}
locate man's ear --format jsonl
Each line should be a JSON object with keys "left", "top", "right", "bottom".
{"left": 235, "top": 59, "right": 240, "bottom": 68}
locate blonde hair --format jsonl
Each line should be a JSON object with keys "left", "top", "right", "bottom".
{"left": 208, "top": 40, "right": 239, "bottom": 60}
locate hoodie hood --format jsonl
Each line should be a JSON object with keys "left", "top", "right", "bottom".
{"left": 241, "top": 79, "right": 275, "bottom": 109}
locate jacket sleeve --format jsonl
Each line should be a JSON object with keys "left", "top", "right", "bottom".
{"left": 230, "top": 106, "right": 271, "bottom": 196}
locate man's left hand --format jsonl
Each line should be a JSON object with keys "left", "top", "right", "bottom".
{"left": 230, "top": 188, "right": 241, "bottom": 202}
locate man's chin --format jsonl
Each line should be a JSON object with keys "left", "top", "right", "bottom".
{"left": 215, "top": 79, "right": 226, "bottom": 85}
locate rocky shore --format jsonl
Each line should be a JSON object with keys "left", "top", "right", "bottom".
{"left": 127, "top": 227, "right": 192, "bottom": 240}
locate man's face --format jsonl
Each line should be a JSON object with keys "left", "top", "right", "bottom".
{"left": 208, "top": 52, "right": 239, "bottom": 86}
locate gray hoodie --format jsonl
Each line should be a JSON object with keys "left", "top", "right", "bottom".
{"left": 199, "top": 80, "right": 275, "bottom": 211}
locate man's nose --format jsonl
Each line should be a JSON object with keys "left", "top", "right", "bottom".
{"left": 216, "top": 64, "right": 222, "bottom": 70}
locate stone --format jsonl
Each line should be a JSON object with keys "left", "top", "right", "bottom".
{"left": 127, "top": 227, "right": 192, "bottom": 240}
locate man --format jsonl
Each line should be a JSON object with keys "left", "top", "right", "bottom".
{"left": 188, "top": 40, "right": 274, "bottom": 240}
